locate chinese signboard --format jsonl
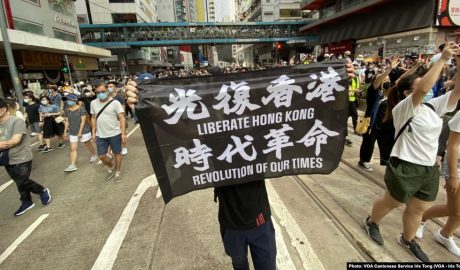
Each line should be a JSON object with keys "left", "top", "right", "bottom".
{"left": 19, "top": 51, "right": 62, "bottom": 70}
{"left": 436, "top": 0, "right": 460, "bottom": 26}
{"left": 136, "top": 63, "right": 349, "bottom": 203}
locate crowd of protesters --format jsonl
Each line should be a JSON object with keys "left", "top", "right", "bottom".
{"left": 2, "top": 43, "right": 460, "bottom": 268}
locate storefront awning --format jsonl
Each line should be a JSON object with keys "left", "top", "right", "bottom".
{"left": 0, "top": 29, "right": 111, "bottom": 58}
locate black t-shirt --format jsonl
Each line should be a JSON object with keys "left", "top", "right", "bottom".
{"left": 215, "top": 180, "right": 271, "bottom": 230}
{"left": 78, "top": 95, "right": 95, "bottom": 115}
{"left": 365, "top": 80, "right": 383, "bottom": 117}
{"left": 25, "top": 103, "right": 40, "bottom": 124}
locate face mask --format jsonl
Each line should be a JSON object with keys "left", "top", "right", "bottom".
{"left": 63, "top": 92, "right": 69, "bottom": 96}
{"left": 24, "top": 98, "right": 30, "bottom": 103}
{"left": 85, "top": 92, "right": 92, "bottom": 97}
{"left": 97, "top": 92, "right": 108, "bottom": 100}
{"left": 383, "top": 82, "right": 391, "bottom": 89}
{"left": 41, "top": 100, "right": 48, "bottom": 106}
{"left": 66, "top": 100, "right": 76, "bottom": 106}
{"left": 108, "top": 87, "right": 113, "bottom": 94}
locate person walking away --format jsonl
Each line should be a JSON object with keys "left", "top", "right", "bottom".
{"left": 357, "top": 59, "right": 398, "bottom": 171}
{"left": 38, "top": 96, "right": 63, "bottom": 153}
{"left": 416, "top": 110, "right": 460, "bottom": 257}
{"left": 348, "top": 66, "right": 361, "bottom": 133}
{"left": 63, "top": 94, "right": 97, "bottom": 172}
{"left": 364, "top": 43, "right": 460, "bottom": 262}
{"left": 90, "top": 82, "right": 126, "bottom": 182}
{"left": 107, "top": 81, "right": 128, "bottom": 156}
{"left": 24, "top": 93, "right": 45, "bottom": 150}
{"left": 0, "top": 98, "right": 51, "bottom": 216}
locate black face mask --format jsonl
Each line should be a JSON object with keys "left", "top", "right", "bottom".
{"left": 383, "top": 82, "right": 391, "bottom": 90}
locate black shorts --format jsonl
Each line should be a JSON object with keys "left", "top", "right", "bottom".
{"left": 43, "top": 118, "right": 64, "bottom": 138}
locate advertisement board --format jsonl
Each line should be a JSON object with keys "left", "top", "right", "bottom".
{"left": 436, "top": 0, "right": 460, "bottom": 26}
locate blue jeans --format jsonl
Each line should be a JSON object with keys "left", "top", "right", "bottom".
{"left": 221, "top": 219, "right": 277, "bottom": 270}
{"left": 5, "top": 161, "right": 44, "bottom": 203}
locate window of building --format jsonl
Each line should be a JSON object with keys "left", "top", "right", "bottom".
{"left": 266, "top": 0, "right": 270, "bottom": 3}
{"left": 22, "top": 0, "right": 40, "bottom": 6}
{"left": 53, "top": 29, "right": 78, "bottom": 42}
{"left": 48, "top": 0, "right": 73, "bottom": 17}
{"left": 321, "top": 5, "right": 336, "bottom": 18}
{"left": 280, "top": 9, "right": 301, "bottom": 18}
{"left": 13, "top": 18, "right": 44, "bottom": 35}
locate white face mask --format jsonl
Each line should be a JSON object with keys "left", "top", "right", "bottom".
{"left": 85, "top": 92, "right": 92, "bottom": 97}
{"left": 24, "top": 98, "right": 30, "bottom": 103}
{"left": 41, "top": 100, "right": 48, "bottom": 106}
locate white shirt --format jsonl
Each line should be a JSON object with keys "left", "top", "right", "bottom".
{"left": 391, "top": 92, "right": 456, "bottom": 166}
{"left": 449, "top": 110, "right": 460, "bottom": 159}
{"left": 431, "top": 53, "right": 452, "bottom": 66}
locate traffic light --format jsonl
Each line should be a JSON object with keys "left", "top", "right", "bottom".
{"left": 60, "top": 58, "right": 69, "bottom": 73}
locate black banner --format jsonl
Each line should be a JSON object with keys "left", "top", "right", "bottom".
{"left": 136, "top": 62, "right": 349, "bottom": 203}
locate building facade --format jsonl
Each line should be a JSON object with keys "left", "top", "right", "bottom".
{"left": 300, "top": 0, "right": 456, "bottom": 60}
{"left": 0, "top": 0, "right": 110, "bottom": 98}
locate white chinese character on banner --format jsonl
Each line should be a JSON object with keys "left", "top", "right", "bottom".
{"left": 297, "top": 119, "right": 339, "bottom": 156}
{"left": 262, "top": 124, "right": 294, "bottom": 160}
{"left": 162, "top": 88, "right": 210, "bottom": 124}
{"left": 217, "top": 135, "right": 257, "bottom": 163}
{"left": 306, "top": 66, "right": 345, "bottom": 103}
{"left": 262, "top": 75, "right": 302, "bottom": 108}
{"left": 173, "top": 139, "right": 213, "bottom": 171}
{"left": 213, "top": 82, "right": 260, "bottom": 115}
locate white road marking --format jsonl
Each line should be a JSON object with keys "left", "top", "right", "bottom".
{"left": 266, "top": 181, "right": 325, "bottom": 270}
{"left": 97, "top": 124, "right": 140, "bottom": 165}
{"left": 0, "top": 214, "right": 49, "bottom": 265}
{"left": 91, "top": 174, "right": 157, "bottom": 270}
{"left": 155, "top": 187, "right": 162, "bottom": 199}
{"left": 272, "top": 217, "right": 296, "bottom": 270}
{"left": 0, "top": 180, "right": 13, "bottom": 193}
{"left": 30, "top": 142, "right": 40, "bottom": 147}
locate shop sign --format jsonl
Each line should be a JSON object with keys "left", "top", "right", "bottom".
{"left": 20, "top": 51, "right": 62, "bottom": 69}
{"left": 22, "top": 73, "right": 44, "bottom": 80}
{"left": 437, "top": 0, "right": 460, "bottom": 26}
{"left": 324, "top": 40, "right": 354, "bottom": 54}
{"left": 67, "top": 55, "right": 98, "bottom": 71}
{"left": 54, "top": 14, "right": 76, "bottom": 27}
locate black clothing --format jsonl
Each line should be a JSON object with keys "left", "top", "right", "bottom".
{"left": 78, "top": 95, "right": 95, "bottom": 115}
{"left": 364, "top": 81, "right": 383, "bottom": 117}
{"left": 215, "top": 181, "right": 271, "bottom": 231}
{"left": 5, "top": 161, "right": 44, "bottom": 203}
{"left": 25, "top": 103, "right": 40, "bottom": 124}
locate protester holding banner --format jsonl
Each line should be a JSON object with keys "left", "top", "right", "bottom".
{"left": 124, "top": 60, "right": 356, "bottom": 270}
{"left": 364, "top": 42, "right": 460, "bottom": 262}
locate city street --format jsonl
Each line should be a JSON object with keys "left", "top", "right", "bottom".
{"left": 1, "top": 120, "right": 458, "bottom": 270}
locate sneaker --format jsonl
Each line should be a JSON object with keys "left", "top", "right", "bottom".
{"left": 40, "top": 188, "right": 51, "bottom": 205}
{"left": 64, "top": 164, "right": 78, "bottom": 172}
{"left": 105, "top": 168, "right": 116, "bottom": 181}
{"left": 37, "top": 144, "right": 46, "bottom": 151}
{"left": 434, "top": 230, "right": 460, "bottom": 257}
{"left": 358, "top": 161, "right": 374, "bottom": 172}
{"left": 364, "top": 216, "right": 384, "bottom": 245}
{"left": 58, "top": 143, "right": 65, "bottom": 149}
{"left": 415, "top": 221, "right": 426, "bottom": 239}
{"left": 121, "top": 148, "right": 128, "bottom": 156}
{"left": 30, "top": 132, "right": 37, "bottom": 137}
{"left": 397, "top": 234, "right": 430, "bottom": 262}
{"left": 42, "top": 147, "right": 53, "bottom": 153}
{"left": 14, "top": 201, "right": 35, "bottom": 216}
{"left": 346, "top": 138, "right": 353, "bottom": 146}
{"left": 90, "top": 155, "right": 98, "bottom": 163}
{"left": 114, "top": 171, "right": 122, "bottom": 183}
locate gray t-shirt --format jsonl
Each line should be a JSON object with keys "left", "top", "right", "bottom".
{"left": 0, "top": 117, "right": 33, "bottom": 164}
{"left": 90, "top": 98, "right": 124, "bottom": 138}
{"left": 64, "top": 106, "right": 91, "bottom": 136}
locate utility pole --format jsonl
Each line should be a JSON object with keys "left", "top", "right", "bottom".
{"left": 0, "top": 0, "right": 23, "bottom": 104}
{"left": 64, "top": 54, "right": 73, "bottom": 86}
{"left": 85, "top": 0, "right": 93, "bottom": 24}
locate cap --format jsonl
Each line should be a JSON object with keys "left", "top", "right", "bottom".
{"left": 138, "top": 73, "right": 156, "bottom": 81}
{"left": 62, "top": 94, "right": 78, "bottom": 101}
